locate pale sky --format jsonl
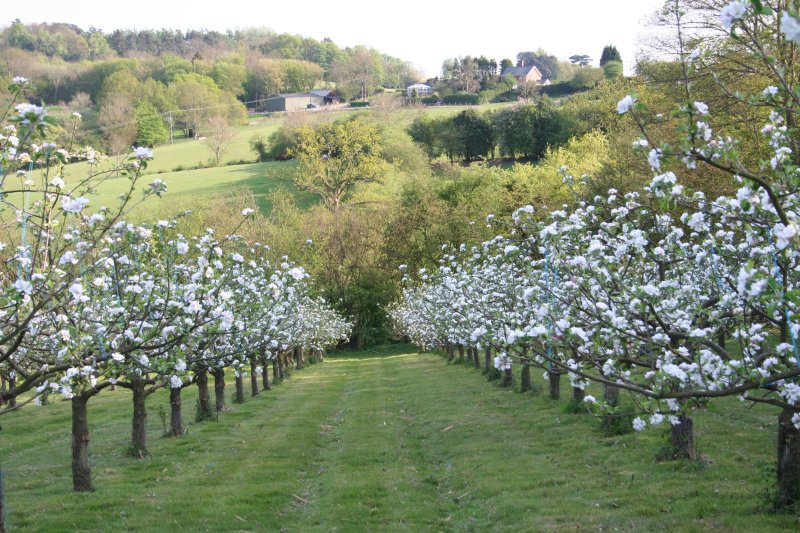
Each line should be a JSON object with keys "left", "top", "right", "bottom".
{"left": 8, "top": 0, "right": 668, "bottom": 77}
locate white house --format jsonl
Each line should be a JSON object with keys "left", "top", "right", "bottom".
{"left": 407, "top": 83, "right": 433, "bottom": 97}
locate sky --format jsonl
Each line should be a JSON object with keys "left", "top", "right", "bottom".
{"left": 9, "top": 0, "right": 668, "bottom": 78}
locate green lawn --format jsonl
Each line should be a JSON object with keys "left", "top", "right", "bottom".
{"left": 60, "top": 160, "right": 315, "bottom": 218}
{"left": 1, "top": 347, "right": 797, "bottom": 532}
{"left": 69, "top": 118, "right": 284, "bottom": 177}
{"left": 418, "top": 101, "right": 513, "bottom": 118}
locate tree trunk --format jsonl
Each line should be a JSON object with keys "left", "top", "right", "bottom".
{"left": 278, "top": 355, "right": 286, "bottom": 380}
{"left": 483, "top": 346, "right": 491, "bottom": 372}
{"left": 501, "top": 367, "right": 513, "bottom": 387}
{"left": 777, "top": 407, "right": 800, "bottom": 509}
{"left": 235, "top": 374, "right": 245, "bottom": 403}
{"left": 272, "top": 357, "right": 279, "bottom": 382}
{"left": 213, "top": 369, "right": 226, "bottom": 412}
{"left": 520, "top": 364, "right": 531, "bottom": 392}
{"left": 447, "top": 343, "right": 455, "bottom": 361}
{"left": 250, "top": 357, "right": 259, "bottom": 397}
{"left": 573, "top": 387, "right": 585, "bottom": 402}
{"left": 170, "top": 387, "right": 182, "bottom": 436}
{"left": 603, "top": 383, "right": 619, "bottom": 405}
{"left": 548, "top": 370, "right": 561, "bottom": 400}
{"left": 71, "top": 395, "right": 92, "bottom": 492}
{"left": 196, "top": 367, "right": 210, "bottom": 416}
{"left": 261, "top": 354, "right": 271, "bottom": 391}
{"left": 471, "top": 347, "right": 480, "bottom": 368}
{"left": 130, "top": 380, "right": 148, "bottom": 458}
{"left": 601, "top": 382, "right": 620, "bottom": 433}
{"left": 293, "top": 347, "right": 302, "bottom": 369}
{"left": 457, "top": 345, "right": 465, "bottom": 363}
{"left": 7, "top": 376, "right": 15, "bottom": 409}
{"left": 670, "top": 413, "right": 697, "bottom": 461}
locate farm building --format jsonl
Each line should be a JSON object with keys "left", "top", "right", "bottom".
{"left": 263, "top": 93, "right": 323, "bottom": 112}
{"left": 407, "top": 83, "right": 433, "bottom": 97}
{"left": 309, "top": 89, "right": 343, "bottom": 104}
{"left": 263, "top": 90, "right": 342, "bottom": 112}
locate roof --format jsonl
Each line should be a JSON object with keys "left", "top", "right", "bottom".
{"left": 407, "top": 83, "right": 431, "bottom": 90}
{"left": 500, "top": 65, "right": 542, "bottom": 78}
{"left": 309, "top": 89, "right": 333, "bottom": 97}
{"left": 266, "top": 92, "right": 319, "bottom": 99}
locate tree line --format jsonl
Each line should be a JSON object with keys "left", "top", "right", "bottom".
{"left": 0, "top": 20, "right": 423, "bottom": 155}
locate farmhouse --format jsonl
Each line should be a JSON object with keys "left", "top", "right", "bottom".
{"left": 500, "top": 61, "right": 543, "bottom": 86}
{"left": 263, "top": 90, "right": 342, "bottom": 112}
{"left": 407, "top": 83, "right": 433, "bottom": 97}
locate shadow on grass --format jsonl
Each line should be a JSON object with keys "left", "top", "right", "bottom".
{"left": 326, "top": 343, "right": 419, "bottom": 360}
{"left": 176, "top": 163, "right": 317, "bottom": 214}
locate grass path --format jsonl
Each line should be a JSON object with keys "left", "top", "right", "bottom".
{"left": 2, "top": 347, "right": 799, "bottom": 531}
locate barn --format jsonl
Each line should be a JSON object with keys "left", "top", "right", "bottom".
{"left": 263, "top": 93, "right": 325, "bottom": 112}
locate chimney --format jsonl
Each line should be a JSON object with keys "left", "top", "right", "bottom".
{"left": 519, "top": 59, "right": 524, "bottom": 67}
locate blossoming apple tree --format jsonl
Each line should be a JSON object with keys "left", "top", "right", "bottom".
{"left": 0, "top": 77, "right": 350, "bottom": 524}
{"left": 393, "top": 0, "right": 800, "bottom": 509}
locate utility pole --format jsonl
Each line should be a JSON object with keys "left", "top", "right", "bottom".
{"left": 167, "top": 112, "right": 174, "bottom": 145}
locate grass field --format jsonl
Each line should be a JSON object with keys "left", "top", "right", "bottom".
{"left": 69, "top": 118, "right": 284, "bottom": 176}
{"left": 2, "top": 346, "right": 797, "bottom": 532}
{"left": 64, "top": 160, "right": 316, "bottom": 217}
{"left": 51, "top": 103, "right": 512, "bottom": 220}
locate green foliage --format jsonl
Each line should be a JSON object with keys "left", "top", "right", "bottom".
{"left": 478, "top": 89, "right": 500, "bottom": 103}
{"left": 349, "top": 100, "right": 370, "bottom": 107}
{"left": 158, "top": 404, "right": 170, "bottom": 437}
{"left": 134, "top": 101, "right": 169, "bottom": 147}
{"left": 500, "top": 131, "right": 609, "bottom": 210}
{"left": 494, "top": 98, "right": 571, "bottom": 160}
{"left": 7, "top": 19, "right": 35, "bottom": 51}
{"left": 600, "top": 407, "right": 635, "bottom": 436}
{"left": 408, "top": 116, "right": 441, "bottom": 159}
{"left": 211, "top": 56, "right": 247, "bottom": 97}
{"left": 264, "top": 125, "right": 298, "bottom": 161}
{"left": 564, "top": 398, "right": 590, "bottom": 414}
{"left": 603, "top": 61, "right": 624, "bottom": 80}
{"left": 569, "top": 67, "right": 605, "bottom": 90}
{"left": 539, "top": 82, "right": 581, "bottom": 97}
{"left": 442, "top": 92, "right": 480, "bottom": 105}
{"left": 194, "top": 398, "right": 217, "bottom": 422}
{"left": 569, "top": 54, "right": 592, "bottom": 67}
{"left": 451, "top": 109, "right": 494, "bottom": 161}
{"left": 249, "top": 135, "right": 270, "bottom": 162}
{"left": 408, "top": 109, "right": 494, "bottom": 162}
{"left": 289, "top": 117, "right": 386, "bottom": 211}
{"left": 599, "top": 45, "right": 622, "bottom": 66}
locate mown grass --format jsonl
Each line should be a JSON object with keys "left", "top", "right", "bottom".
{"left": 2, "top": 347, "right": 798, "bottom": 531}
{"left": 69, "top": 118, "right": 284, "bottom": 177}
{"left": 61, "top": 160, "right": 316, "bottom": 218}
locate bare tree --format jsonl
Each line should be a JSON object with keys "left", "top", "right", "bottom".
{"left": 98, "top": 93, "right": 136, "bottom": 157}
{"left": 203, "top": 115, "right": 236, "bottom": 166}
